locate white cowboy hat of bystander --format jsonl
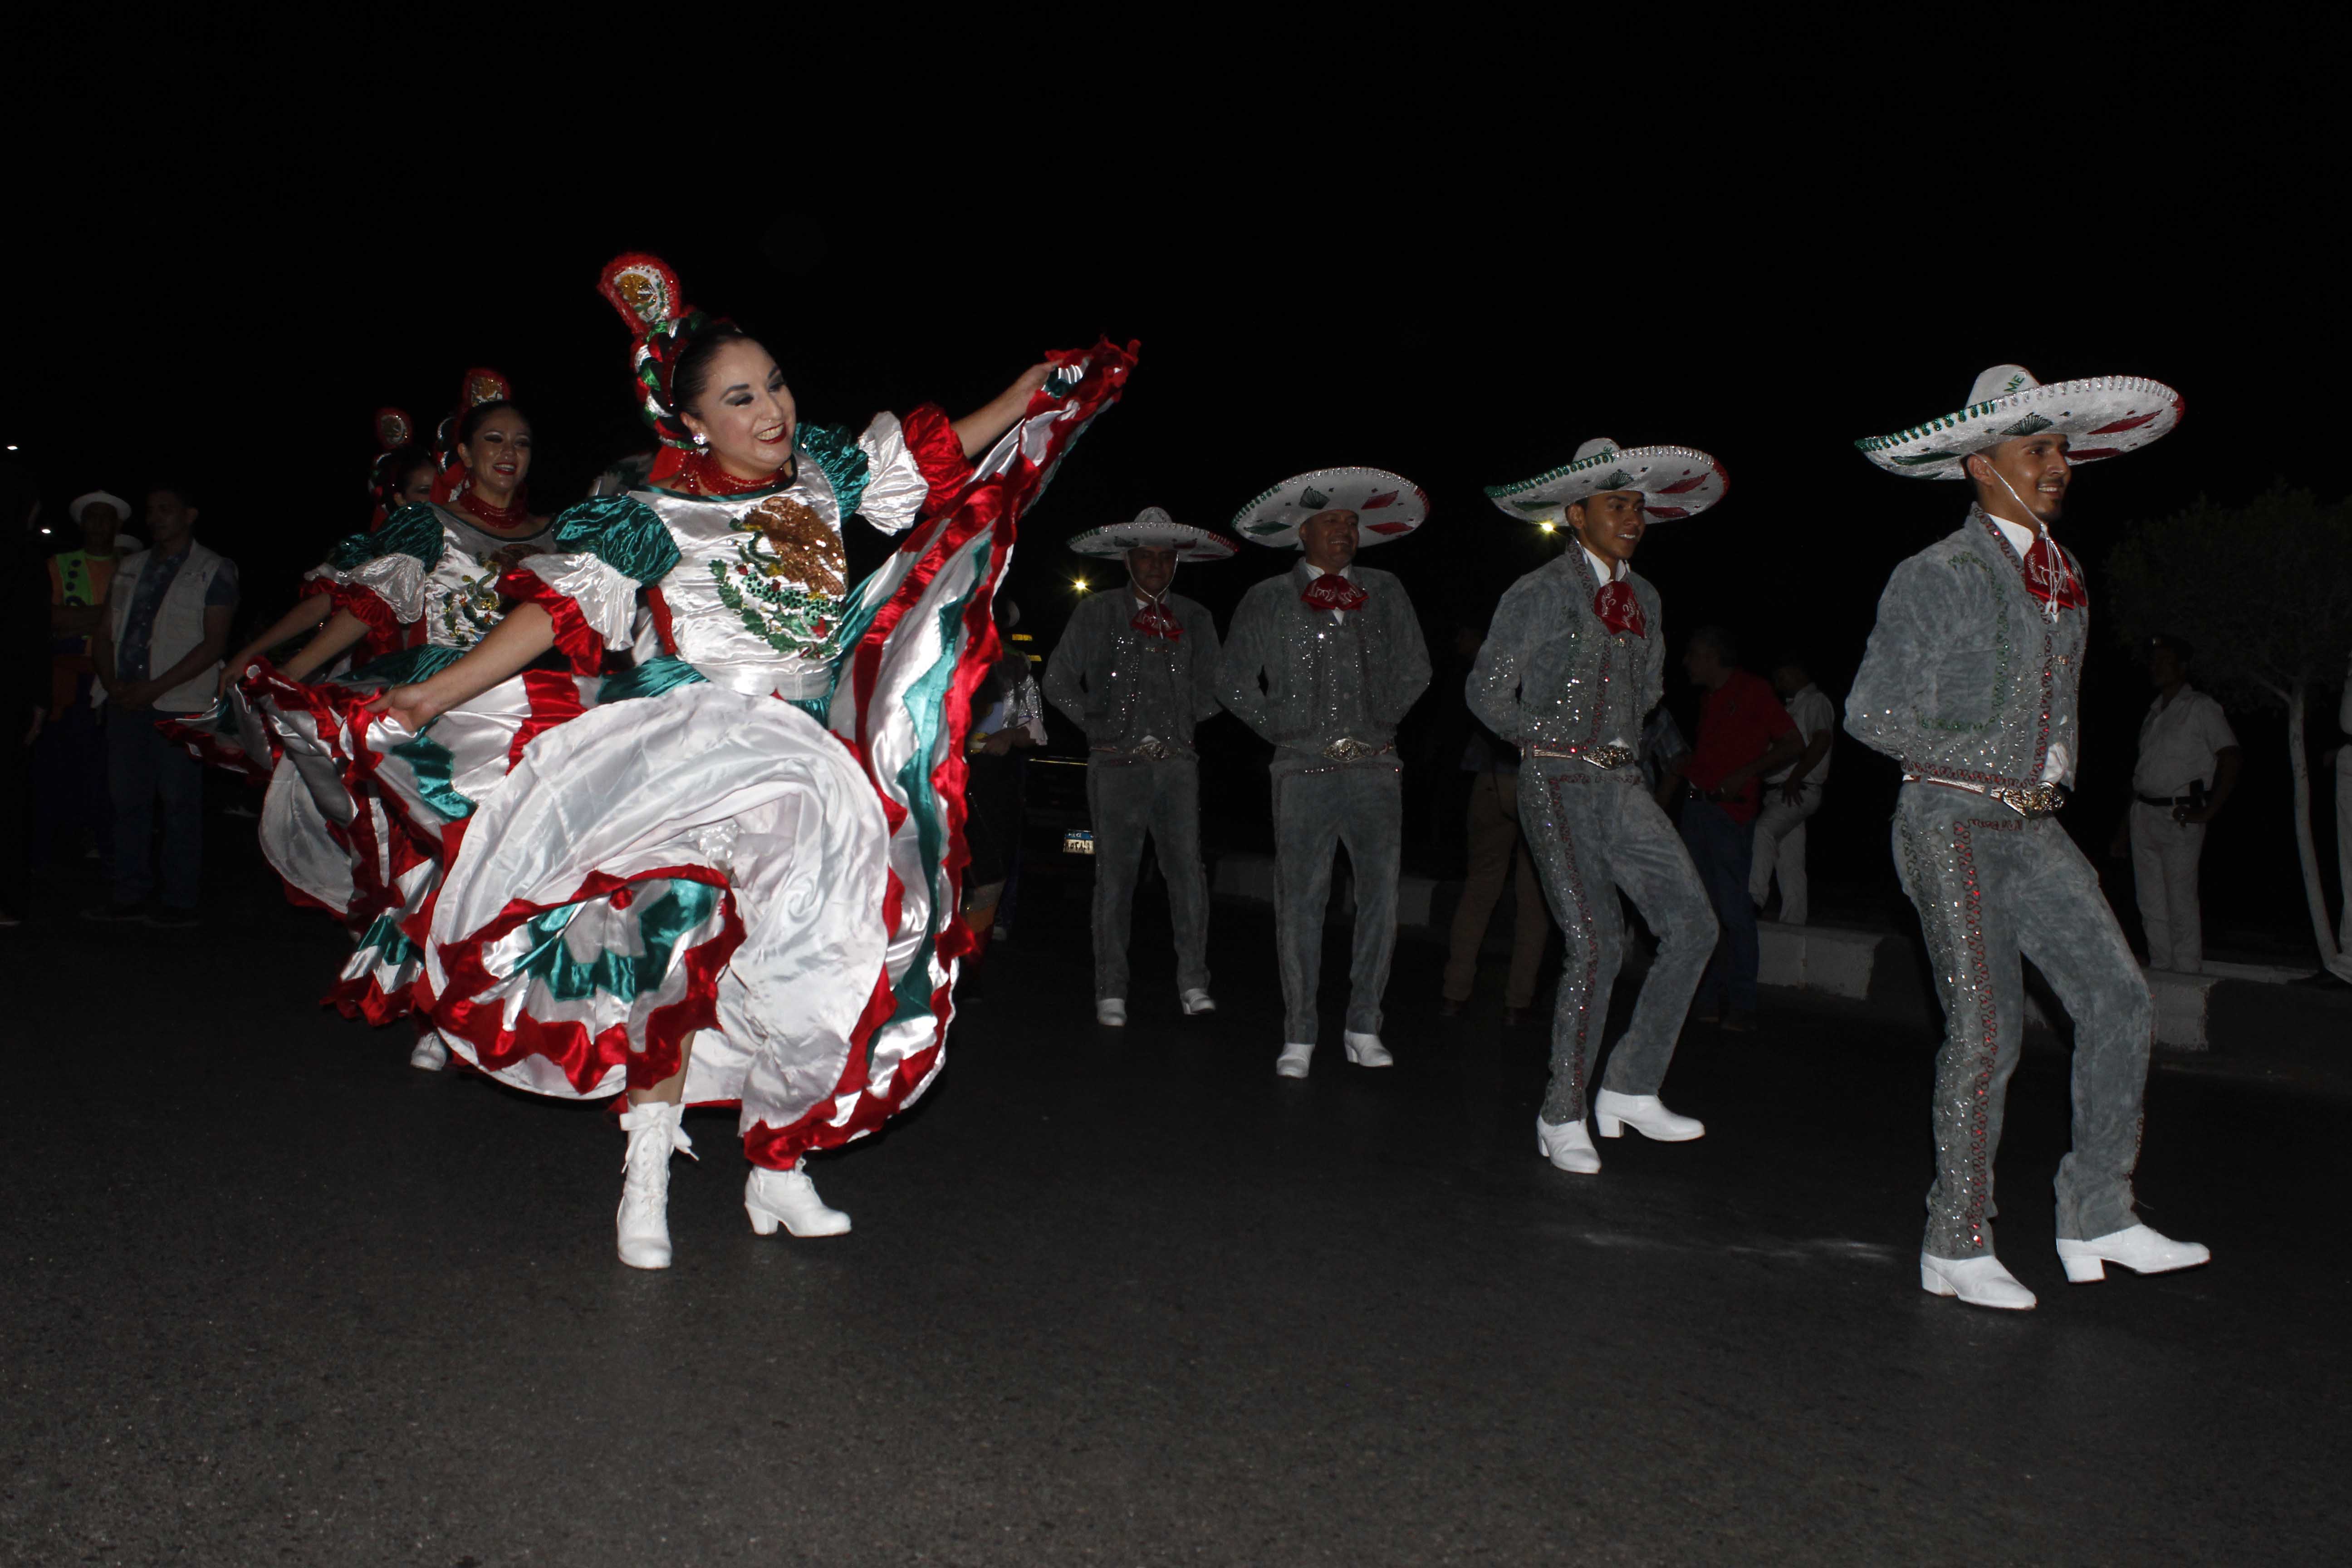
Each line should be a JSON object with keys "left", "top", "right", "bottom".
{"left": 1485, "top": 438, "right": 1729, "bottom": 526}
{"left": 1857, "top": 364, "right": 2184, "bottom": 480}
{"left": 1230, "top": 467, "right": 1428, "bottom": 549}
{"left": 1068, "top": 506, "right": 1239, "bottom": 562}
{"left": 68, "top": 490, "right": 132, "bottom": 524}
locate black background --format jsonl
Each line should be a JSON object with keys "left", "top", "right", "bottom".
{"left": 5, "top": 15, "right": 2345, "bottom": 956}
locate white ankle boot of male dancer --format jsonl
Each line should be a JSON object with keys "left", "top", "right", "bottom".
{"left": 1592, "top": 1090, "right": 1705, "bottom": 1142}
{"left": 1920, "top": 1251, "right": 2035, "bottom": 1310}
{"left": 2055, "top": 1224, "right": 2210, "bottom": 1283}
{"left": 1536, "top": 1115, "right": 1602, "bottom": 1174}
{"left": 617, "top": 1101, "right": 694, "bottom": 1271}
{"left": 745, "top": 1164, "right": 851, "bottom": 1238}
{"left": 1342, "top": 1031, "right": 1393, "bottom": 1068}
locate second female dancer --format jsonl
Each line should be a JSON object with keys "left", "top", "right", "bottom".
{"left": 369, "top": 254, "right": 1135, "bottom": 1267}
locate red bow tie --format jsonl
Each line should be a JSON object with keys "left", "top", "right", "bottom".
{"left": 1593, "top": 580, "right": 1646, "bottom": 637}
{"left": 1131, "top": 601, "right": 1182, "bottom": 639}
{"left": 2020, "top": 536, "right": 2087, "bottom": 611}
{"left": 1302, "top": 573, "right": 1367, "bottom": 612}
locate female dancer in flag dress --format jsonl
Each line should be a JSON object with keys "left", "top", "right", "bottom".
{"left": 369, "top": 253, "right": 1135, "bottom": 1268}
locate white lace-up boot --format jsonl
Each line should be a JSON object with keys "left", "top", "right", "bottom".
{"left": 616, "top": 1100, "right": 694, "bottom": 1270}
{"left": 745, "top": 1163, "right": 852, "bottom": 1238}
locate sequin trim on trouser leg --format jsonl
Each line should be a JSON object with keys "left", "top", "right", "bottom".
{"left": 1533, "top": 770, "right": 1603, "bottom": 1124}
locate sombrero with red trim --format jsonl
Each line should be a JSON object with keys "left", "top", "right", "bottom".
{"left": 1857, "top": 364, "right": 2183, "bottom": 480}
{"left": 1230, "top": 467, "right": 1427, "bottom": 549}
{"left": 1485, "top": 437, "right": 1728, "bottom": 526}
{"left": 1068, "top": 506, "right": 1238, "bottom": 563}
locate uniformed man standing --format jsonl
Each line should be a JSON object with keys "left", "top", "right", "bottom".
{"left": 1044, "top": 509, "right": 1235, "bottom": 1025}
{"left": 1219, "top": 469, "right": 1431, "bottom": 1078}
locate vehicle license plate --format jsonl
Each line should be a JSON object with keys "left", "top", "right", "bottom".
{"left": 1063, "top": 829, "right": 1095, "bottom": 855}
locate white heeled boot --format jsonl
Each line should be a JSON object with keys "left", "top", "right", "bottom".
{"left": 1592, "top": 1089, "right": 1705, "bottom": 1142}
{"left": 1096, "top": 998, "right": 1127, "bottom": 1026}
{"left": 1920, "top": 1250, "right": 2036, "bottom": 1310}
{"left": 745, "top": 1164, "right": 852, "bottom": 1238}
{"left": 1275, "top": 1040, "right": 1314, "bottom": 1078}
{"left": 1342, "top": 1031, "right": 1393, "bottom": 1068}
{"left": 2055, "top": 1224, "right": 2210, "bottom": 1283}
{"left": 616, "top": 1100, "right": 695, "bottom": 1270}
{"left": 408, "top": 1031, "right": 449, "bottom": 1072}
{"left": 1536, "top": 1115, "right": 1602, "bottom": 1175}
{"left": 1180, "top": 988, "right": 1216, "bottom": 1015}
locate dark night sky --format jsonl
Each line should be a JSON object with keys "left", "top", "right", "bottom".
{"left": 6, "top": 26, "right": 2345, "bottom": 946}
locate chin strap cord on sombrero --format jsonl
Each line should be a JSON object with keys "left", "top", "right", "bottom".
{"left": 1989, "top": 469, "right": 2082, "bottom": 624}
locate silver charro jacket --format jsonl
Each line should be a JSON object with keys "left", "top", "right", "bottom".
{"left": 1845, "top": 505, "right": 2089, "bottom": 791}
{"left": 1218, "top": 563, "right": 1430, "bottom": 756}
{"left": 1468, "top": 549, "right": 1665, "bottom": 758}
{"left": 1043, "top": 586, "right": 1222, "bottom": 750}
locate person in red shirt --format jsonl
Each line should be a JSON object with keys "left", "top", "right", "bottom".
{"left": 1669, "top": 627, "right": 1803, "bottom": 1030}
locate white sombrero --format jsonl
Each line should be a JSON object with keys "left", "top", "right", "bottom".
{"left": 1068, "top": 506, "right": 1239, "bottom": 562}
{"left": 69, "top": 490, "right": 132, "bottom": 524}
{"left": 1857, "top": 364, "right": 2184, "bottom": 480}
{"left": 1484, "top": 438, "right": 1728, "bottom": 525}
{"left": 1230, "top": 467, "right": 1427, "bottom": 549}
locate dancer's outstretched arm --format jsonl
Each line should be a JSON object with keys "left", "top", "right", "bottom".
{"left": 364, "top": 603, "right": 555, "bottom": 731}
{"left": 276, "top": 607, "right": 373, "bottom": 682}
{"left": 949, "top": 365, "right": 1052, "bottom": 458}
{"left": 220, "top": 592, "right": 334, "bottom": 691}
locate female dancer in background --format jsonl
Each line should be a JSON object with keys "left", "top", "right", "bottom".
{"left": 369, "top": 253, "right": 1135, "bottom": 1267}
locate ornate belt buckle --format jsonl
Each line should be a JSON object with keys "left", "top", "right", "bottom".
{"left": 1138, "top": 738, "right": 1173, "bottom": 761}
{"left": 1322, "top": 736, "right": 1372, "bottom": 763}
{"left": 1582, "top": 744, "right": 1636, "bottom": 771}
{"left": 1989, "top": 782, "right": 2065, "bottom": 818}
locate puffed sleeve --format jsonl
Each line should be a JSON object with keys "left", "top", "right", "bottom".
{"left": 302, "top": 506, "right": 444, "bottom": 642}
{"left": 500, "top": 496, "right": 677, "bottom": 674}
{"left": 800, "top": 408, "right": 974, "bottom": 539}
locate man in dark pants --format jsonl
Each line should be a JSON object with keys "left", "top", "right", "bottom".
{"left": 1669, "top": 627, "right": 1801, "bottom": 1032}
{"left": 88, "top": 482, "right": 238, "bottom": 926}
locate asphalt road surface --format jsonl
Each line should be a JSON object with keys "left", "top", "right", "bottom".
{"left": 4, "top": 842, "right": 2345, "bottom": 1566}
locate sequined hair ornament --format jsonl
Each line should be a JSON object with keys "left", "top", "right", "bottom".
{"left": 598, "top": 251, "right": 735, "bottom": 450}
{"left": 367, "top": 406, "right": 421, "bottom": 526}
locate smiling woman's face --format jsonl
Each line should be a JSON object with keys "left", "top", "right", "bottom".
{"left": 681, "top": 338, "right": 797, "bottom": 482}
{"left": 458, "top": 407, "right": 534, "bottom": 505}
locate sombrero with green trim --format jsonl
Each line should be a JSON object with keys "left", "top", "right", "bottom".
{"left": 1068, "top": 506, "right": 1238, "bottom": 563}
{"left": 1230, "top": 467, "right": 1427, "bottom": 549}
{"left": 1485, "top": 437, "right": 1728, "bottom": 526}
{"left": 1857, "top": 364, "right": 2184, "bottom": 480}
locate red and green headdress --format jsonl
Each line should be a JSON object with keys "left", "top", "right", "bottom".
{"left": 598, "top": 251, "right": 734, "bottom": 450}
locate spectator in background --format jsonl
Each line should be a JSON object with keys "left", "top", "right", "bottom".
{"left": 2111, "top": 633, "right": 2239, "bottom": 973}
{"left": 3, "top": 470, "right": 48, "bottom": 927}
{"left": 86, "top": 482, "right": 238, "bottom": 926}
{"left": 959, "top": 598, "right": 1046, "bottom": 994}
{"left": 32, "top": 490, "right": 128, "bottom": 871}
{"left": 1670, "top": 627, "right": 1802, "bottom": 1031}
{"left": 1747, "top": 657, "right": 1837, "bottom": 926}
{"left": 1439, "top": 691, "right": 1547, "bottom": 1029}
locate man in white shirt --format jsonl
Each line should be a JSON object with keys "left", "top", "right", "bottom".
{"left": 1747, "top": 657, "right": 1837, "bottom": 925}
{"left": 2116, "top": 634, "right": 2238, "bottom": 973}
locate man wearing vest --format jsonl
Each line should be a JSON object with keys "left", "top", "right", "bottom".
{"left": 88, "top": 483, "right": 239, "bottom": 926}
{"left": 33, "top": 491, "right": 128, "bottom": 871}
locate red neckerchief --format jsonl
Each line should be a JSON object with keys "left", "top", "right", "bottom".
{"left": 2020, "top": 534, "right": 2087, "bottom": 611}
{"left": 1593, "top": 579, "right": 1646, "bottom": 637}
{"left": 1131, "top": 591, "right": 1182, "bottom": 639}
{"left": 1301, "top": 572, "right": 1367, "bottom": 612}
